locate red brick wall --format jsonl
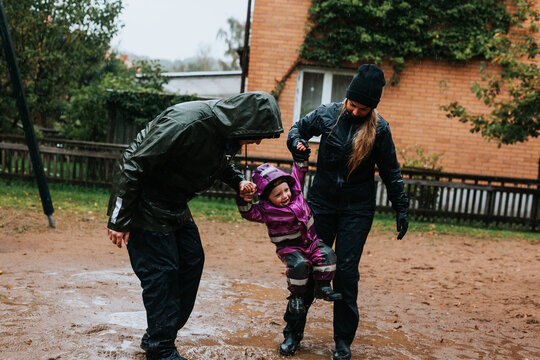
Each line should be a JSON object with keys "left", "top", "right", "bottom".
{"left": 246, "top": 0, "right": 540, "bottom": 180}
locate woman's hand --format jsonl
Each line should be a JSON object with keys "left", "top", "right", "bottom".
{"left": 291, "top": 139, "right": 311, "bottom": 161}
{"left": 396, "top": 211, "right": 408, "bottom": 240}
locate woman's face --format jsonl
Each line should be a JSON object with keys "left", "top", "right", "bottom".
{"left": 346, "top": 99, "right": 372, "bottom": 118}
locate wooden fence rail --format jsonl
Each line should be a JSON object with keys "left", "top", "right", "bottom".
{"left": 1, "top": 135, "right": 538, "bottom": 230}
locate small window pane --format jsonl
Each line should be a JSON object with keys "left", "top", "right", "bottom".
{"left": 300, "top": 72, "right": 324, "bottom": 118}
{"left": 331, "top": 74, "right": 353, "bottom": 103}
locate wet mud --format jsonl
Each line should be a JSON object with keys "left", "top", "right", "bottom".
{"left": 0, "top": 209, "right": 538, "bottom": 359}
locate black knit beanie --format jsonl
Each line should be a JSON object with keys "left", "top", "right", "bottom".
{"left": 346, "top": 64, "right": 386, "bottom": 108}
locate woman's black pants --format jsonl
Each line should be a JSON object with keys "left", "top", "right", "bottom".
{"left": 282, "top": 211, "right": 373, "bottom": 346}
{"left": 127, "top": 219, "right": 204, "bottom": 357}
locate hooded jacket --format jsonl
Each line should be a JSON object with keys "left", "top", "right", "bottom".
{"left": 107, "top": 91, "right": 283, "bottom": 232}
{"left": 236, "top": 162, "right": 318, "bottom": 246}
{"left": 287, "top": 102, "right": 408, "bottom": 214}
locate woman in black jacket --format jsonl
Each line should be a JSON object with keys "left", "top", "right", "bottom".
{"left": 284, "top": 64, "right": 409, "bottom": 360}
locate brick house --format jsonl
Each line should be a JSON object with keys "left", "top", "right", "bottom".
{"left": 245, "top": 0, "right": 540, "bottom": 180}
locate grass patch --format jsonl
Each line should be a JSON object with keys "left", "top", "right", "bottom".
{"left": 0, "top": 178, "right": 110, "bottom": 213}
{"left": 1, "top": 178, "right": 538, "bottom": 242}
{"left": 373, "top": 212, "right": 540, "bottom": 243}
{"left": 0, "top": 178, "right": 242, "bottom": 222}
{"left": 188, "top": 197, "right": 243, "bottom": 222}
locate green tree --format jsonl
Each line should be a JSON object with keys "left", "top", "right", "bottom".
{"left": 217, "top": 17, "right": 244, "bottom": 70}
{"left": 62, "top": 57, "right": 170, "bottom": 141}
{"left": 443, "top": 2, "right": 539, "bottom": 145}
{"left": 0, "top": 0, "right": 123, "bottom": 131}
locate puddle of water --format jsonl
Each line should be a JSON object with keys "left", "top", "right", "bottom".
{"left": 108, "top": 311, "right": 146, "bottom": 329}
{"left": 120, "top": 339, "right": 133, "bottom": 351}
{"left": 62, "top": 297, "right": 89, "bottom": 308}
{"left": 71, "top": 269, "right": 135, "bottom": 283}
{"left": 98, "top": 329, "right": 118, "bottom": 336}
{"left": 92, "top": 296, "right": 108, "bottom": 306}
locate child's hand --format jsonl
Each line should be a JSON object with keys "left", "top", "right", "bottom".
{"left": 242, "top": 193, "right": 254, "bottom": 202}
{"left": 239, "top": 180, "right": 257, "bottom": 199}
{"left": 296, "top": 141, "right": 307, "bottom": 151}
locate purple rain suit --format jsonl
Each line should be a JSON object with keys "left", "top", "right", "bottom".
{"left": 236, "top": 162, "right": 337, "bottom": 295}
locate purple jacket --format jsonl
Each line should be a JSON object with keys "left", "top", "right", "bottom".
{"left": 237, "top": 162, "right": 318, "bottom": 245}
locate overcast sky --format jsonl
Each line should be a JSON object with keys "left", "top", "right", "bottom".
{"left": 111, "top": 0, "right": 250, "bottom": 61}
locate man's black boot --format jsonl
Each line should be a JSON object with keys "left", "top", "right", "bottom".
{"left": 315, "top": 281, "right": 343, "bottom": 301}
{"left": 279, "top": 332, "right": 302, "bottom": 356}
{"left": 287, "top": 294, "right": 306, "bottom": 315}
{"left": 332, "top": 338, "right": 351, "bottom": 360}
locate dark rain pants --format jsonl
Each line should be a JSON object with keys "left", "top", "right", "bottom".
{"left": 127, "top": 218, "right": 204, "bottom": 358}
{"left": 282, "top": 211, "right": 373, "bottom": 346}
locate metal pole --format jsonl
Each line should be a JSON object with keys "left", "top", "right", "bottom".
{"left": 0, "top": 0, "right": 55, "bottom": 228}
{"left": 240, "top": 0, "right": 252, "bottom": 93}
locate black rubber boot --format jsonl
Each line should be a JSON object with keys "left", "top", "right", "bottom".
{"left": 146, "top": 348, "right": 188, "bottom": 360}
{"left": 315, "top": 281, "right": 343, "bottom": 301}
{"left": 332, "top": 339, "right": 351, "bottom": 360}
{"left": 287, "top": 294, "right": 306, "bottom": 315}
{"left": 279, "top": 332, "right": 303, "bottom": 356}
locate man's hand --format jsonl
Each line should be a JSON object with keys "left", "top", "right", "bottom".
{"left": 239, "top": 180, "right": 257, "bottom": 201}
{"left": 108, "top": 228, "right": 130, "bottom": 248}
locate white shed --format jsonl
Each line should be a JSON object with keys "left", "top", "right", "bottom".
{"left": 162, "top": 70, "right": 242, "bottom": 99}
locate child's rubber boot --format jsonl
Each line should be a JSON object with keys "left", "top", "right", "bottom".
{"left": 332, "top": 338, "right": 351, "bottom": 360}
{"left": 146, "top": 348, "right": 188, "bottom": 360}
{"left": 287, "top": 294, "right": 306, "bottom": 315}
{"left": 279, "top": 332, "right": 302, "bottom": 356}
{"left": 315, "top": 280, "right": 343, "bottom": 301}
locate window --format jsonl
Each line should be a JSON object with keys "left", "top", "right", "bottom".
{"left": 293, "top": 68, "right": 355, "bottom": 121}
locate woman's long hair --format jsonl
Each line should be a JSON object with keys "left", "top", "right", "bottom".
{"left": 341, "top": 100, "right": 378, "bottom": 177}
{"left": 328, "top": 100, "right": 378, "bottom": 177}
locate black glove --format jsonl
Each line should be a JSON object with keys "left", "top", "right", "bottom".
{"left": 396, "top": 211, "right": 408, "bottom": 240}
{"left": 290, "top": 138, "right": 311, "bottom": 162}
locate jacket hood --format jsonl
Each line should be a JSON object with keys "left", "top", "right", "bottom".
{"left": 252, "top": 163, "right": 295, "bottom": 198}
{"left": 212, "top": 91, "right": 283, "bottom": 140}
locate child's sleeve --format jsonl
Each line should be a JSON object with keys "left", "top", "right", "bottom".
{"left": 236, "top": 196, "right": 265, "bottom": 223}
{"left": 291, "top": 161, "right": 309, "bottom": 191}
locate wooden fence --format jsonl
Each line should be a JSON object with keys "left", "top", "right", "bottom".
{"left": 1, "top": 135, "right": 538, "bottom": 230}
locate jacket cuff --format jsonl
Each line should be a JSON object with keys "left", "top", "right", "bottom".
{"left": 107, "top": 219, "right": 128, "bottom": 232}
{"left": 235, "top": 196, "right": 252, "bottom": 212}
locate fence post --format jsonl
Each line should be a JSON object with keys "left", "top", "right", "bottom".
{"left": 484, "top": 189, "right": 494, "bottom": 227}
{"left": 531, "top": 158, "right": 540, "bottom": 231}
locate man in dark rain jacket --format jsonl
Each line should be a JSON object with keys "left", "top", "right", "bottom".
{"left": 106, "top": 91, "right": 282, "bottom": 360}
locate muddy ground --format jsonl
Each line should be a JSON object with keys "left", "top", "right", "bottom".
{"left": 0, "top": 208, "right": 539, "bottom": 360}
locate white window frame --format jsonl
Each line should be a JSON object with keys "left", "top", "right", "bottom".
{"left": 292, "top": 67, "right": 356, "bottom": 142}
